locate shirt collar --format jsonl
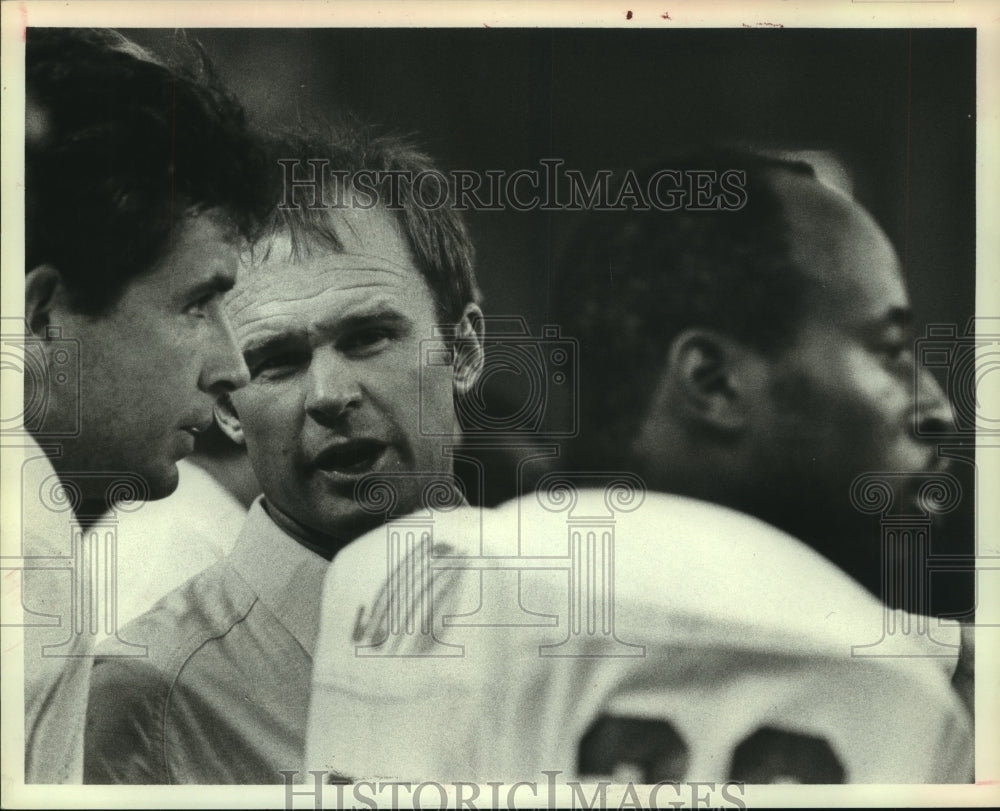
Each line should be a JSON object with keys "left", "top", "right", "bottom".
{"left": 228, "top": 497, "right": 330, "bottom": 657}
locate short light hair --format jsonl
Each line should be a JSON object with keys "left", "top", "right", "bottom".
{"left": 260, "top": 125, "right": 481, "bottom": 323}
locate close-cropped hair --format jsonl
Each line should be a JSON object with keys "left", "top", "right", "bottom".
{"left": 551, "top": 150, "right": 819, "bottom": 469}
{"left": 26, "top": 28, "right": 273, "bottom": 315}
{"left": 259, "top": 125, "right": 481, "bottom": 324}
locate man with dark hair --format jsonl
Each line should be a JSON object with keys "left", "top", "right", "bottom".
{"left": 21, "top": 28, "right": 270, "bottom": 783}
{"left": 555, "top": 152, "right": 955, "bottom": 597}
{"left": 84, "top": 130, "right": 485, "bottom": 783}
{"left": 25, "top": 28, "right": 270, "bottom": 501}
{"left": 303, "top": 152, "right": 973, "bottom": 784}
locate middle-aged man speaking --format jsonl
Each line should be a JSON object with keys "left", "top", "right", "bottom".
{"left": 83, "top": 131, "right": 485, "bottom": 784}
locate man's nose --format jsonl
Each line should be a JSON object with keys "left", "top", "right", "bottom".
{"left": 200, "top": 316, "right": 251, "bottom": 395}
{"left": 305, "top": 346, "right": 362, "bottom": 425}
{"left": 915, "top": 366, "right": 956, "bottom": 437}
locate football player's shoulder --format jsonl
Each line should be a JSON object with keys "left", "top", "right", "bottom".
{"left": 323, "top": 502, "right": 492, "bottom": 612}
{"left": 501, "top": 490, "right": 875, "bottom": 635}
{"left": 315, "top": 502, "right": 498, "bottom": 689}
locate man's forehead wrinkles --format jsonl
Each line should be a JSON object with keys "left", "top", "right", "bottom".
{"left": 333, "top": 254, "right": 413, "bottom": 276}
{"left": 225, "top": 291, "right": 258, "bottom": 319}
{"left": 234, "top": 259, "right": 409, "bottom": 297}
{"left": 232, "top": 280, "right": 401, "bottom": 315}
{"left": 234, "top": 310, "right": 282, "bottom": 338}
{"left": 253, "top": 252, "right": 411, "bottom": 277}
{"left": 228, "top": 263, "right": 411, "bottom": 316}
{"left": 231, "top": 286, "right": 405, "bottom": 337}
{"left": 332, "top": 281, "right": 401, "bottom": 294}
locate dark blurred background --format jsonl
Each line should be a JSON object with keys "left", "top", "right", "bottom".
{"left": 129, "top": 28, "right": 975, "bottom": 333}
{"left": 128, "top": 28, "right": 977, "bottom": 616}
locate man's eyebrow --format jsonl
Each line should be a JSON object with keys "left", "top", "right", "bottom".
{"left": 241, "top": 309, "right": 411, "bottom": 360}
{"left": 185, "top": 272, "right": 237, "bottom": 301}
{"left": 336, "top": 308, "right": 410, "bottom": 331}
{"left": 241, "top": 331, "right": 306, "bottom": 360}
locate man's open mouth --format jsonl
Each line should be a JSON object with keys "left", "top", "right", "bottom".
{"left": 313, "top": 440, "right": 388, "bottom": 475}
{"left": 181, "top": 417, "right": 214, "bottom": 437}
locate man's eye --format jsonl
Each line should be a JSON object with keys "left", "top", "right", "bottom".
{"left": 339, "top": 327, "right": 393, "bottom": 355}
{"left": 184, "top": 294, "right": 215, "bottom": 317}
{"left": 252, "top": 352, "right": 307, "bottom": 378}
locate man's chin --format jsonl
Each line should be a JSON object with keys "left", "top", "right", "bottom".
{"left": 312, "top": 477, "right": 425, "bottom": 533}
{"left": 263, "top": 497, "right": 389, "bottom": 554}
{"left": 129, "top": 461, "right": 180, "bottom": 503}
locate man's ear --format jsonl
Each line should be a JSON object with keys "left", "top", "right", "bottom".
{"left": 214, "top": 394, "right": 246, "bottom": 447}
{"left": 24, "top": 264, "right": 65, "bottom": 339}
{"left": 451, "top": 303, "right": 485, "bottom": 398}
{"left": 663, "top": 328, "right": 757, "bottom": 434}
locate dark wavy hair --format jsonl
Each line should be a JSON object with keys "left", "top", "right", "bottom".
{"left": 552, "top": 150, "right": 818, "bottom": 469}
{"left": 26, "top": 28, "right": 273, "bottom": 314}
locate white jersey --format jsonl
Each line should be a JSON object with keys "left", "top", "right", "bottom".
{"left": 306, "top": 489, "right": 972, "bottom": 784}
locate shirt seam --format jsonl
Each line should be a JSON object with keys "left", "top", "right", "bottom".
{"left": 158, "top": 576, "right": 259, "bottom": 784}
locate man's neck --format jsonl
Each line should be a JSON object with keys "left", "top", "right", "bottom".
{"left": 186, "top": 451, "right": 261, "bottom": 510}
{"left": 261, "top": 501, "right": 365, "bottom": 562}
{"left": 260, "top": 483, "right": 469, "bottom": 561}
{"left": 30, "top": 437, "right": 102, "bottom": 530}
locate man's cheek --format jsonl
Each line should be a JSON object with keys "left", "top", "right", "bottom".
{"left": 424, "top": 370, "right": 457, "bottom": 431}
{"left": 255, "top": 385, "right": 306, "bottom": 423}
{"left": 846, "top": 353, "right": 903, "bottom": 405}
